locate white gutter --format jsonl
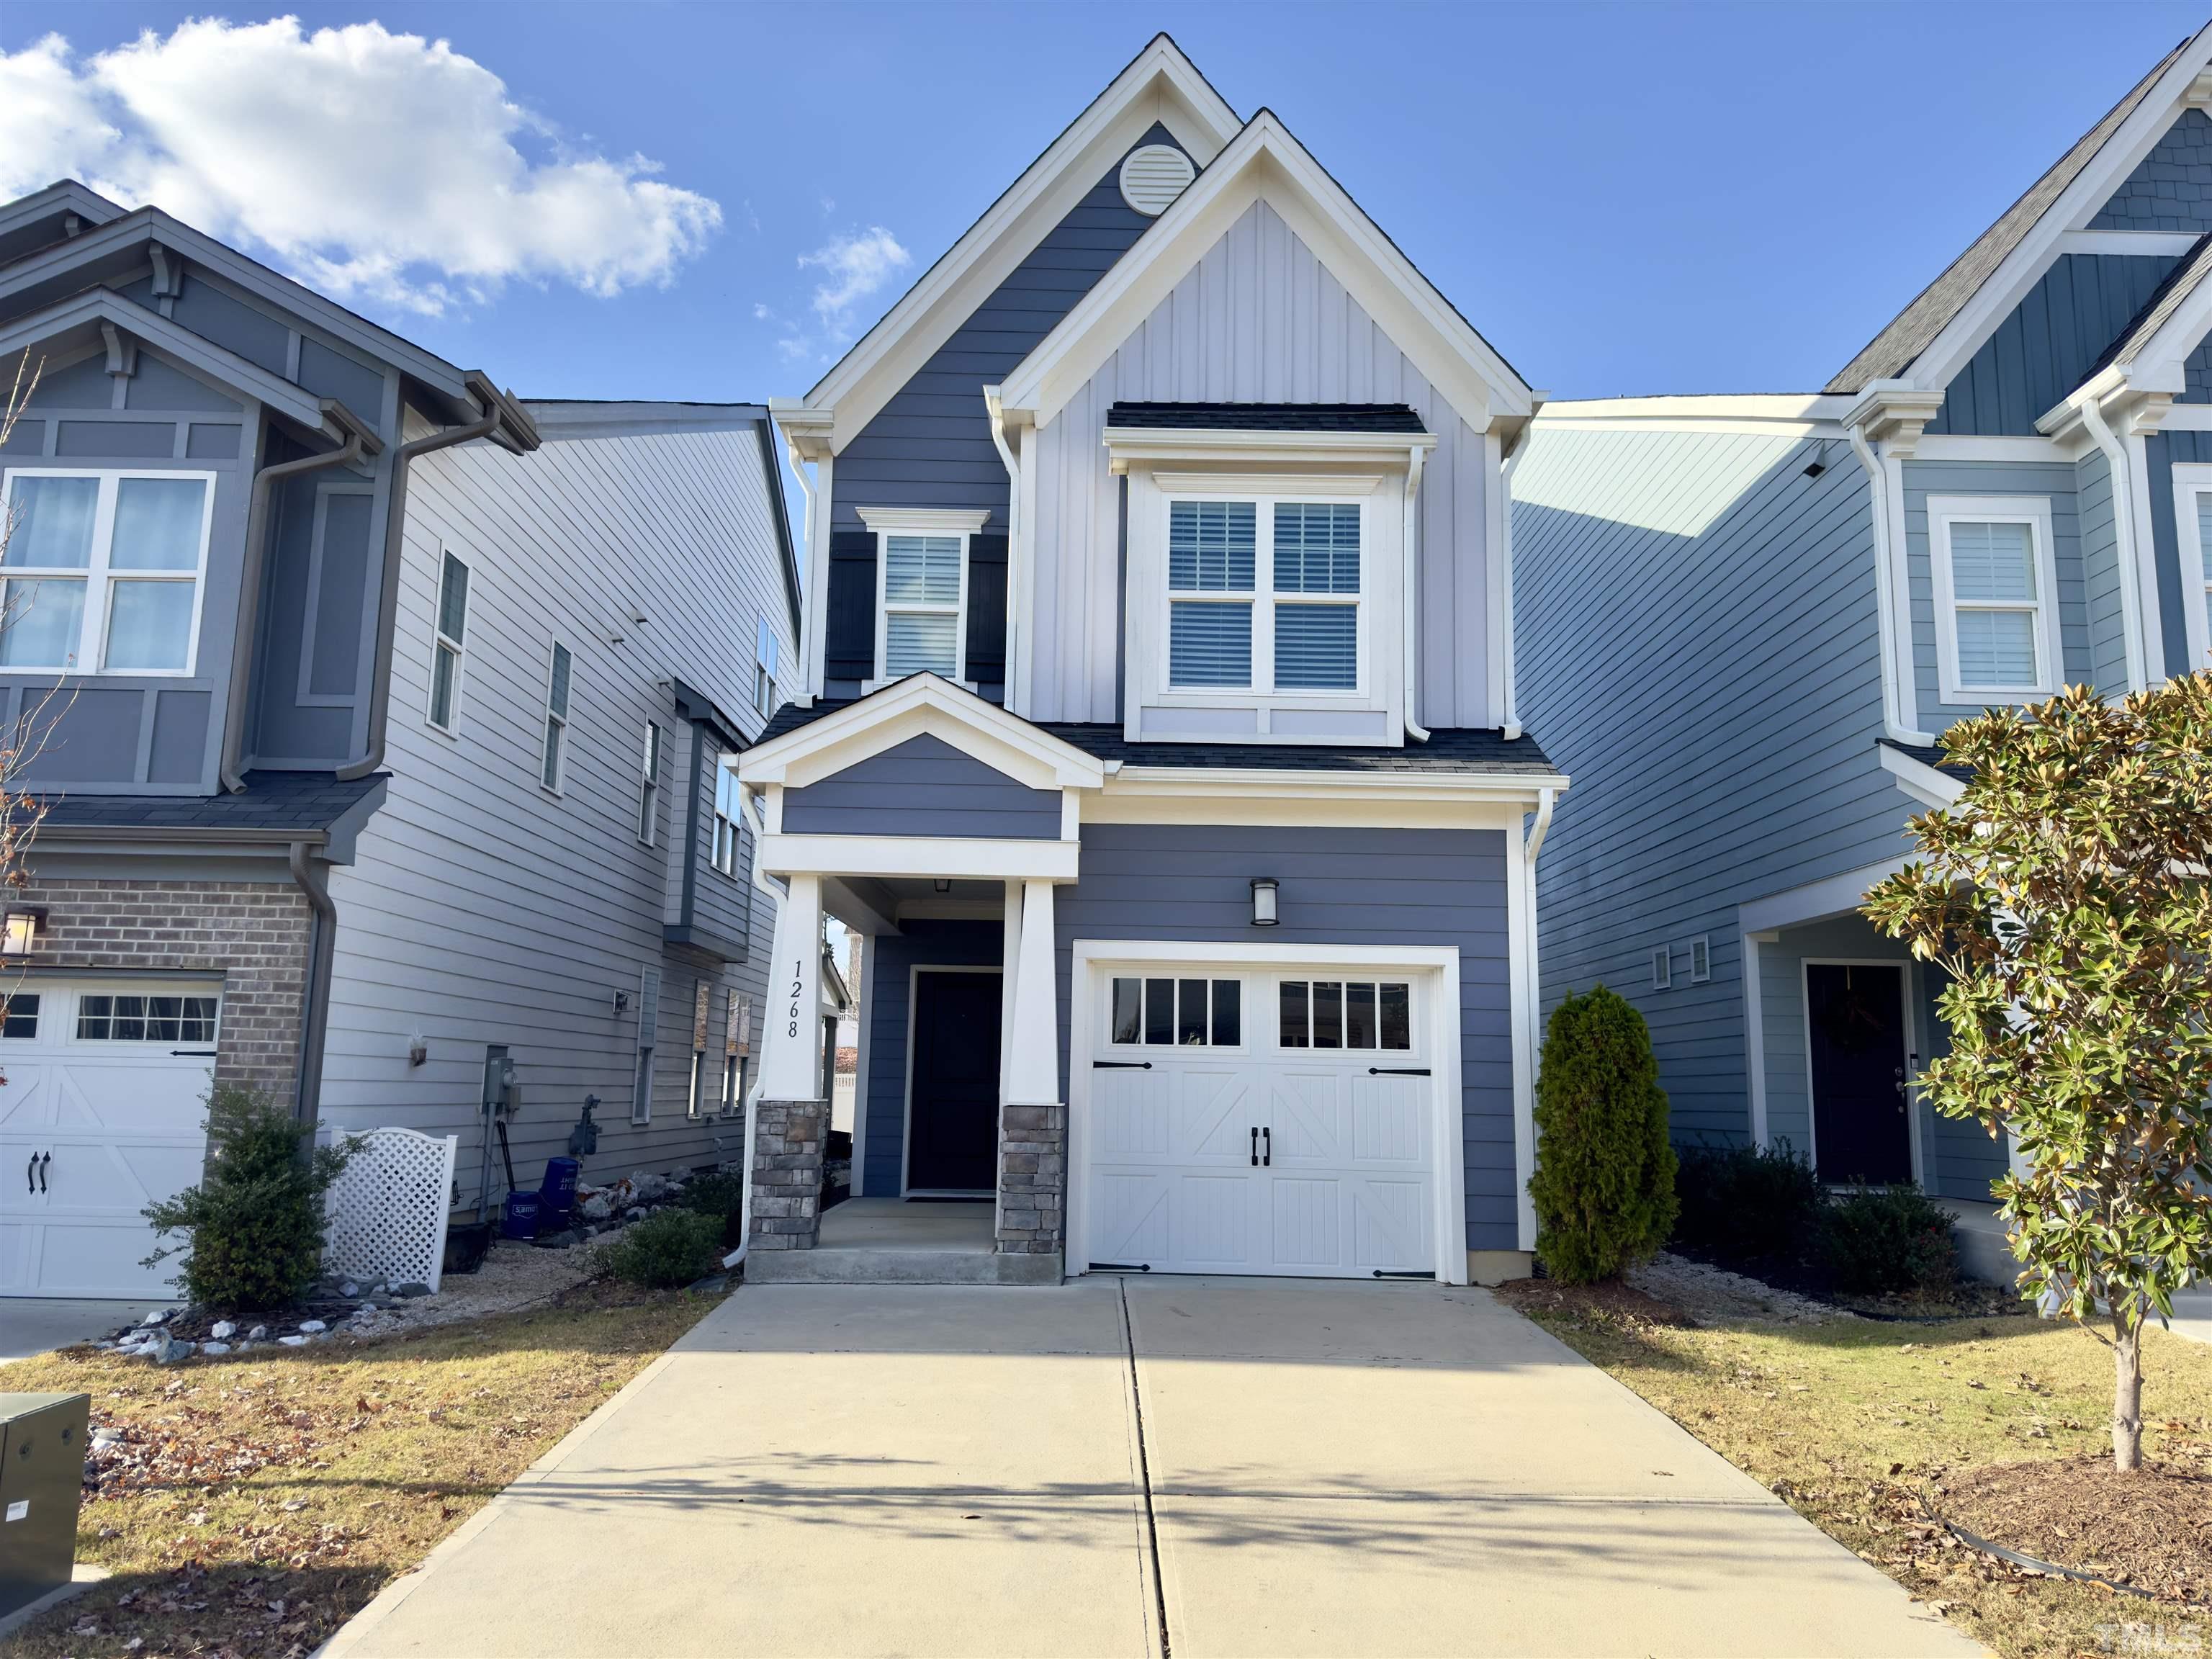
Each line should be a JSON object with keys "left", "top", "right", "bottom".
{"left": 1402, "top": 444, "right": 1431, "bottom": 742}
{"left": 1499, "top": 440, "right": 1526, "bottom": 741}
{"left": 1845, "top": 426, "right": 1936, "bottom": 744}
{"left": 1524, "top": 784, "right": 1556, "bottom": 866}
{"left": 984, "top": 386, "right": 1023, "bottom": 716}
{"left": 2077, "top": 397, "right": 2150, "bottom": 692}
{"left": 778, "top": 425, "right": 822, "bottom": 709}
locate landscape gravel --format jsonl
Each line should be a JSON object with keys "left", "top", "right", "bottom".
{"left": 1627, "top": 1249, "right": 1850, "bottom": 1326}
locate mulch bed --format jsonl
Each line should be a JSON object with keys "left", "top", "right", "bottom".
{"left": 1935, "top": 1457, "right": 2212, "bottom": 1604}
{"left": 1491, "top": 1274, "right": 1691, "bottom": 1327}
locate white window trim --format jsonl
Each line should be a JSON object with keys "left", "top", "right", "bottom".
{"left": 426, "top": 545, "right": 469, "bottom": 737}
{"left": 755, "top": 614, "right": 780, "bottom": 716}
{"left": 637, "top": 719, "right": 662, "bottom": 848}
{"left": 1927, "top": 494, "right": 2064, "bottom": 705}
{"left": 711, "top": 752, "right": 741, "bottom": 878}
{"left": 0, "top": 466, "right": 217, "bottom": 678}
{"left": 539, "top": 639, "right": 571, "bottom": 795}
{"left": 1688, "top": 936, "right": 1711, "bottom": 984}
{"left": 2168, "top": 462, "right": 2212, "bottom": 677}
{"left": 858, "top": 506, "right": 989, "bottom": 691}
{"left": 1651, "top": 947, "right": 1671, "bottom": 991}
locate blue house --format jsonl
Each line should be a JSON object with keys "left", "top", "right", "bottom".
{"left": 1511, "top": 27, "right": 2212, "bottom": 1269}
{"left": 740, "top": 37, "right": 1562, "bottom": 1286}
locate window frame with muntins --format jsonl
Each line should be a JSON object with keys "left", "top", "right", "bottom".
{"left": 858, "top": 506, "right": 990, "bottom": 691}
{"left": 1928, "top": 495, "right": 2062, "bottom": 705}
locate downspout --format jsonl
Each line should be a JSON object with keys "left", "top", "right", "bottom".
{"left": 286, "top": 839, "right": 337, "bottom": 1125}
{"left": 985, "top": 387, "right": 1022, "bottom": 715}
{"left": 1845, "top": 426, "right": 1936, "bottom": 744}
{"left": 2078, "top": 397, "right": 2150, "bottom": 693}
{"left": 1500, "top": 439, "right": 1527, "bottom": 741}
{"left": 220, "top": 405, "right": 379, "bottom": 793}
{"left": 778, "top": 424, "right": 820, "bottom": 703}
{"left": 337, "top": 375, "right": 531, "bottom": 782}
{"left": 1402, "top": 444, "right": 1431, "bottom": 742}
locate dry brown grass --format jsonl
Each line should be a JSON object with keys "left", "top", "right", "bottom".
{"left": 1515, "top": 1289, "right": 2212, "bottom": 1658}
{"left": 0, "top": 1279, "right": 718, "bottom": 1658}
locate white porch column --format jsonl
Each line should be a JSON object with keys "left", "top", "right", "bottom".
{"left": 999, "top": 881, "right": 1022, "bottom": 1102}
{"left": 1004, "top": 878, "right": 1058, "bottom": 1105}
{"left": 759, "top": 871, "right": 824, "bottom": 1100}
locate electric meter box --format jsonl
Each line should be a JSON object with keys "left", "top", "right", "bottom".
{"left": 0, "top": 1392, "right": 89, "bottom": 1619}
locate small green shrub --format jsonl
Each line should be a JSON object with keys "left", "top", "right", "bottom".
{"left": 594, "top": 1208, "right": 724, "bottom": 1288}
{"left": 141, "top": 1085, "right": 353, "bottom": 1311}
{"left": 1820, "top": 1184, "right": 1959, "bottom": 1295}
{"left": 1528, "top": 984, "right": 1678, "bottom": 1283}
{"left": 678, "top": 1173, "right": 748, "bottom": 1246}
{"left": 1673, "top": 1141, "right": 1823, "bottom": 1265}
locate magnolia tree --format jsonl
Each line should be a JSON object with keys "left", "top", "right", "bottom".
{"left": 1864, "top": 676, "right": 2212, "bottom": 1473}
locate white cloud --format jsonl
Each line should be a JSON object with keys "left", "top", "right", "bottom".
{"left": 0, "top": 19, "right": 720, "bottom": 315}
{"left": 799, "top": 228, "right": 909, "bottom": 334}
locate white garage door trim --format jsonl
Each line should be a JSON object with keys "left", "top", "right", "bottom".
{"left": 1067, "top": 940, "right": 1467, "bottom": 1285}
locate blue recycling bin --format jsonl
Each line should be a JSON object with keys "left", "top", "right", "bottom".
{"left": 500, "top": 1190, "right": 542, "bottom": 1240}
{"left": 538, "top": 1156, "right": 581, "bottom": 1230}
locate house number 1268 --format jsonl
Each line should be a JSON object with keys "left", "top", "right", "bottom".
{"left": 788, "top": 960, "right": 802, "bottom": 1038}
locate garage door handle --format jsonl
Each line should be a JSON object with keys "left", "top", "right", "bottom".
{"left": 1249, "top": 1126, "right": 1258, "bottom": 1166}
{"left": 171, "top": 1048, "right": 217, "bottom": 1058}
{"left": 24, "top": 1153, "right": 33, "bottom": 1196}
{"left": 1369, "top": 1066, "right": 1431, "bottom": 1076}
{"left": 1092, "top": 1060, "right": 1151, "bottom": 1070}
{"left": 1262, "top": 1126, "right": 1271, "bottom": 1167}
{"left": 37, "top": 1151, "right": 48, "bottom": 1193}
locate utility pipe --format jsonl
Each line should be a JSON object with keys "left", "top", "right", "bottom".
{"left": 1401, "top": 444, "right": 1431, "bottom": 742}
{"left": 338, "top": 375, "right": 534, "bottom": 782}
{"left": 286, "top": 839, "right": 337, "bottom": 1125}
{"left": 778, "top": 424, "right": 821, "bottom": 703}
{"left": 1845, "top": 427, "right": 1936, "bottom": 745}
{"left": 221, "top": 405, "right": 379, "bottom": 792}
{"left": 985, "top": 388, "right": 1024, "bottom": 714}
{"left": 2078, "top": 398, "right": 2150, "bottom": 693}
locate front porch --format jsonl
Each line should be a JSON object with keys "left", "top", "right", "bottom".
{"left": 743, "top": 1196, "right": 1024, "bottom": 1285}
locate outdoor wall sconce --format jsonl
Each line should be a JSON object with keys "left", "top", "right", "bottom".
{"left": 934, "top": 878, "right": 952, "bottom": 894}
{"left": 1249, "top": 878, "right": 1279, "bottom": 927}
{"left": 2, "top": 907, "right": 47, "bottom": 956}
{"left": 407, "top": 1033, "right": 428, "bottom": 1068}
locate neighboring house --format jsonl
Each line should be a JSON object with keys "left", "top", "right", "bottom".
{"left": 1511, "top": 27, "right": 2212, "bottom": 1233}
{"left": 741, "top": 36, "right": 1561, "bottom": 1287}
{"left": 0, "top": 181, "right": 799, "bottom": 1299}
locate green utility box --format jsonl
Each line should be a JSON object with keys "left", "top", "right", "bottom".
{"left": 0, "top": 1393, "right": 90, "bottom": 1619}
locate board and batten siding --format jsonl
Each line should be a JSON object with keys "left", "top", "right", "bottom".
{"left": 2144, "top": 428, "right": 2212, "bottom": 677}
{"left": 320, "top": 418, "right": 794, "bottom": 1203}
{"left": 1513, "top": 421, "right": 1915, "bottom": 1149}
{"left": 1051, "top": 823, "right": 1519, "bottom": 1252}
{"left": 782, "top": 734, "right": 1061, "bottom": 838}
{"left": 1024, "top": 199, "right": 1496, "bottom": 729}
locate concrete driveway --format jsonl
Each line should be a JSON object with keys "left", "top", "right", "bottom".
{"left": 327, "top": 1277, "right": 1979, "bottom": 1658}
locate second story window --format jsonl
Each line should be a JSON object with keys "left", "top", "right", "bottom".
{"left": 711, "top": 757, "right": 741, "bottom": 876}
{"left": 427, "top": 549, "right": 469, "bottom": 732}
{"left": 1928, "top": 497, "right": 2059, "bottom": 704}
{"left": 0, "top": 469, "right": 213, "bottom": 675}
{"left": 755, "top": 616, "right": 778, "bottom": 715}
{"left": 857, "top": 506, "right": 989, "bottom": 686}
{"left": 636, "top": 719, "right": 662, "bottom": 845}
{"left": 540, "top": 641, "right": 571, "bottom": 792}
{"left": 1166, "top": 495, "right": 1364, "bottom": 693}
{"left": 2168, "top": 464, "right": 2212, "bottom": 673}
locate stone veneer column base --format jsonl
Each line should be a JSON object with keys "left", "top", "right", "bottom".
{"left": 748, "top": 1097, "right": 828, "bottom": 1251}
{"left": 997, "top": 1101, "right": 1066, "bottom": 1259}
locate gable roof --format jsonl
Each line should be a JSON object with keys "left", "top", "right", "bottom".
{"left": 1828, "top": 29, "right": 2211, "bottom": 395}
{"left": 995, "top": 110, "right": 1532, "bottom": 433}
{"left": 788, "top": 35, "right": 1243, "bottom": 453}
{"left": 2082, "top": 229, "right": 2212, "bottom": 383}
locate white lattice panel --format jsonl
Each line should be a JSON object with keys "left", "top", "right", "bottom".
{"left": 321, "top": 1126, "right": 458, "bottom": 1294}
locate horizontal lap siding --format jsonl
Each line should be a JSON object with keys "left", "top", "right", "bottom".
{"left": 1514, "top": 424, "right": 1912, "bottom": 1151}
{"left": 1055, "top": 823, "right": 1517, "bottom": 1251}
{"left": 2076, "top": 451, "right": 2131, "bottom": 698}
{"left": 321, "top": 426, "right": 793, "bottom": 1207}
{"left": 2146, "top": 430, "right": 2212, "bottom": 677}
{"left": 859, "top": 920, "right": 1002, "bottom": 1196}
{"left": 782, "top": 733, "right": 1060, "bottom": 838}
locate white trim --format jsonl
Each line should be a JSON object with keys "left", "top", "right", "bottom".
{"left": 424, "top": 544, "right": 469, "bottom": 737}
{"left": 760, "top": 832, "right": 1079, "bottom": 883}
{"left": 1504, "top": 819, "right": 1538, "bottom": 1251}
{"left": 899, "top": 963, "right": 1004, "bottom": 1198}
{"left": 1065, "top": 938, "right": 1468, "bottom": 1285}
{"left": 800, "top": 37, "right": 1241, "bottom": 451}
{"left": 1102, "top": 427, "right": 1437, "bottom": 469}
{"left": 1926, "top": 494, "right": 2064, "bottom": 704}
{"left": 1532, "top": 392, "right": 1853, "bottom": 432}
{"left": 1912, "top": 434, "right": 2074, "bottom": 463}
{"left": 1650, "top": 947, "right": 1671, "bottom": 992}
{"left": 1081, "top": 793, "right": 1541, "bottom": 831}
{"left": 2155, "top": 403, "right": 2212, "bottom": 431}
{"left": 1845, "top": 426, "right": 1934, "bottom": 744}
{"left": 739, "top": 673, "right": 1105, "bottom": 791}
{"left": 635, "top": 719, "right": 664, "bottom": 848}
{"left": 1800, "top": 958, "right": 1921, "bottom": 1187}
{"left": 998, "top": 111, "right": 1532, "bottom": 431}
{"left": 1098, "top": 766, "right": 1565, "bottom": 804}
{"left": 855, "top": 506, "right": 993, "bottom": 536}
{"left": 2168, "top": 461, "right": 2212, "bottom": 676}
{"left": 538, "top": 638, "right": 571, "bottom": 796}
{"left": 1743, "top": 931, "right": 1770, "bottom": 1148}
{"left": 864, "top": 511, "right": 981, "bottom": 685}
{"left": 2057, "top": 228, "right": 2206, "bottom": 256}
{"left": 849, "top": 933, "right": 873, "bottom": 1197}
{"left": 1877, "top": 742, "right": 1966, "bottom": 810}
{"left": 1737, "top": 856, "right": 1908, "bottom": 935}
{"left": 1688, "top": 935, "right": 1711, "bottom": 984}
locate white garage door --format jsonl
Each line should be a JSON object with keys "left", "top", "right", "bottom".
{"left": 1082, "top": 966, "right": 1438, "bottom": 1278}
{"left": 0, "top": 981, "right": 221, "bottom": 1298}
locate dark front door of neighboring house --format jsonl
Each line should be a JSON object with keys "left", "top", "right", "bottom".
{"left": 1806, "top": 963, "right": 1912, "bottom": 1184}
{"left": 907, "top": 970, "right": 1002, "bottom": 1192}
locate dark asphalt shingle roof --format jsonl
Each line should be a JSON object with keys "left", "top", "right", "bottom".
{"left": 1105, "top": 402, "right": 1429, "bottom": 433}
{"left": 18, "top": 770, "right": 386, "bottom": 833}
{"left": 1827, "top": 37, "right": 2191, "bottom": 395}
{"left": 2083, "top": 230, "right": 2212, "bottom": 385}
{"left": 1879, "top": 738, "right": 1973, "bottom": 782}
{"left": 755, "top": 695, "right": 1555, "bottom": 776}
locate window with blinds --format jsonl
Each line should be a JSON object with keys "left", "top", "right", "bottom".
{"left": 1933, "top": 502, "right": 2054, "bottom": 699}
{"left": 1166, "top": 496, "right": 1362, "bottom": 693}
{"left": 881, "top": 534, "right": 964, "bottom": 678}
{"left": 2198, "top": 495, "right": 2212, "bottom": 638}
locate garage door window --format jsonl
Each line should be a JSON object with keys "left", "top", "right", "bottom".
{"left": 76, "top": 994, "right": 218, "bottom": 1043}
{"left": 1, "top": 992, "right": 38, "bottom": 1038}
{"left": 1110, "top": 976, "right": 1241, "bottom": 1047}
{"left": 1279, "top": 981, "right": 1411, "bottom": 1051}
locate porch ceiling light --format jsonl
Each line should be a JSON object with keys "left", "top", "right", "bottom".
{"left": 934, "top": 879, "right": 952, "bottom": 894}
{"left": 1249, "top": 877, "right": 1279, "bottom": 927}
{"left": 1, "top": 907, "right": 45, "bottom": 956}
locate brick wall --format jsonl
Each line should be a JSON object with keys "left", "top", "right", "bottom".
{"left": 17, "top": 876, "right": 315, "bottom": 1101}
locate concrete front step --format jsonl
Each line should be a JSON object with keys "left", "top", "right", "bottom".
{"left": 745, "top": 1247, "right": 1064, "bottom": 1286}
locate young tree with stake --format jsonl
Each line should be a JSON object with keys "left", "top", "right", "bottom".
{"left": 1864, "top": 676, "right": 2212, "bottom": 1473}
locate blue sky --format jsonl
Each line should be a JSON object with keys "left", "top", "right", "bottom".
{"left": 2, "top": 3, "right": 2205, "bottom": 407}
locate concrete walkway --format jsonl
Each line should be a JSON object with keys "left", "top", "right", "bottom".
{"left": 327, "top": 1277, "right": 1979, "bottom": 1659}
{"left": 0, "top": 1298, "right": 142, "bottom": 1361}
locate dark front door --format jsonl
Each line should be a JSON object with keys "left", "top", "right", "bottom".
{"left": 1806, "top": 963, "right": 1912, "bottom": 1184}
{"left": 907, "top": 970, "right": 1002, "bottom": 1192}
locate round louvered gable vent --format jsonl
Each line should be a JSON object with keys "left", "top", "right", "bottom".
{"left": 1118, "top": 144, "right": 1196, "bottom": 217}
